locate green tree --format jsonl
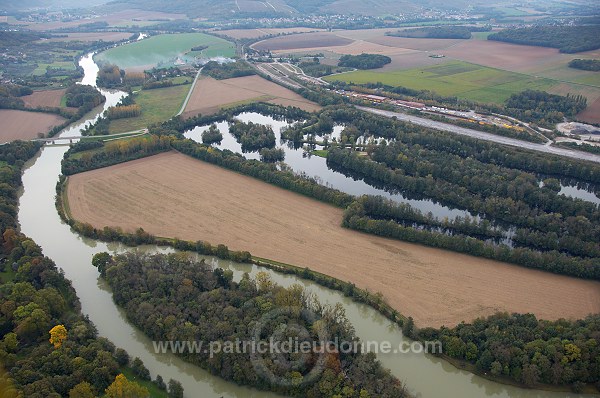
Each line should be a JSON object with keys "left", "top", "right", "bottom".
{"left": 69, "top": 381, "right": 95, "bottom": 398}
{"left": 168, "top": 379, "right": 184, "bottom": 398}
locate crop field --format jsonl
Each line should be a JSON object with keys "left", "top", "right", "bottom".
{"left": 325, "top": 60, "right": 556, "bottom": 104}
{"left": 21, "top": 89, "right": 66, "bottom": 108}
{"left": 0, "top": 109, "right": 66, "bottom": 142}
{"left": 182, "top": 75, "right": 320, "bottom": 118}
{"left": 252, "top": 32, "right": 353, "bottom": 51}
{"left": 109, "top": 84, "right": 191, "bottom": 134}
{"left": 95, "top": 33, "right": 235, "bottom": 70}
{"left": 66, "top": 151, "right": 600, "bottom": 327}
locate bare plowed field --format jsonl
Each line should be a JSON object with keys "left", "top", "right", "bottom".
{"left": 0, "top": 109, "right": 66, "bottom": 142}
{"left": 182, "top": 75, "right": 320, "bottom": 118}
{"left": 577, "top": 97, "right": 600, "bottom": 124}
{"left": 368, "top": 36, "right": 466, "bottom": 52}
{"left": 252, "top": 32, "right": 353, "bottom": 51}
{"left": 22, "top": 89, "right": 65, "bottom": 108}
{"left": 66, "top": 151, "right": 600, "bottom": 327}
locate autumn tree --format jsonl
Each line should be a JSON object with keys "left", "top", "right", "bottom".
{"left": 105, "top": 374, "right": 149, "bottom": 398}
{"left": 49, "top": 324, "right": 67, "bottom": 349}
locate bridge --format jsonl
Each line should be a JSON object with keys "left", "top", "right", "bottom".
{"left": 33, "top": 129, "right": 148, "bottom": 144}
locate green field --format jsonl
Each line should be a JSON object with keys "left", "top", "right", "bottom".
{"left": 95, "top": 33, "right": 235, "bottom": 69}
{"left": 109, "top": 84, "right": 190, "bottom": 134}
{"left": 325, "top": 61, "right": 556, "bottom": 104}
{"left": 32, "top": 61, "right": 77, "bottom": 76}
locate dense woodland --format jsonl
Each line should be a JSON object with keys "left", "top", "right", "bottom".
{"left": 64, "top": 84, "right": 105, "bottom": 109}
{"left": 338, "top": 54, "right": 391, "bottom": 70}
{"left": 97, "top": 251, "right": 411, "bottom": 398}
{"left": 0, "top": 141, "right": 172, "bottom": 397}
{"left": 504, "top": 90, "right": 587, "bottom": 125}
{"left": 201, "top": 124, "right": 224, "bottom": 145}
{"left": 201, "top": 60, "right": 256, "bottom": 80}
{"left": 297, "top": 60, "right": 352, "bottom": 78}
{"left": 488, "top": 25, "right": 600, "bottom": 53}
{"left": 415, "top": 313, "right": 600, "bottom": 392}
{"left": 568, "top": 59, "right": 600, "bottom": 72}
{"left": 0, "top": 84, "right": 33, "bottom": 110}
{"left": 229, "top": 121, "right": 276, "bottom": 151}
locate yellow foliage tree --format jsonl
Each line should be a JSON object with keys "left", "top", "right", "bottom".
{"left": 49, "top": 324, "right": 67, "bottom": 349}
{"left": 105, "top": 374, "right": 149, "bottom": 398}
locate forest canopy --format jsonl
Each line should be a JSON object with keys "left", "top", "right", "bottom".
{"left": 338, "top": 54, "right": 392, "bottom": 70}
{"left": 98, "top": 251, "right": 411, "bottom": 398}
{"left": 488, "top": 25, "right": 600, "bottom": 53}
{"left": 568, "top": 59, "right": 600, "bottom": 72}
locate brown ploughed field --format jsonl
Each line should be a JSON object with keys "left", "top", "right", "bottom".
{"left": 21, "top": 89, "right": 66, "bottom": 108}
{"left": 66, "top": 151, "right": 600, "bottom": 328}
{"left": 182, "top": 75, "right": 320, "bottom": 118}
{"left": 0, "top": 109, "right": 66, "bottom": 142}
{"left": 252, "top": 32, "right": 353, "bottom": 51}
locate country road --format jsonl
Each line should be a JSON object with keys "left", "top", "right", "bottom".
{"left": 358, "top": 106, "right": 600, "bottom": 164}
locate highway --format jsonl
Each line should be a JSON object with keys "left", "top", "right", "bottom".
{"left": 358, "top": 106, "right": 600, "bottom": 164}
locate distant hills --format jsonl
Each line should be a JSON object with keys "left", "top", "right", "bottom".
{"left": 3, "top": 0, "right": 599, "bottom": 19}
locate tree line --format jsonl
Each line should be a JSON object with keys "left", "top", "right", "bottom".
{"left": 505, "top": 90, "right": 587, "bottom": 125}
{"left": 568, "top": 59, "right": 600, "bottom": 72}
{"left": 488, "top": 25, "right": 600, "bottom": 53}
{"left": 341, "top": 194, "right": 600, "bottom": 279}
{"left": 62, "top": 135, "right": 172, "bottom": 175}
{"left": 414, "top": 313, "right": 600, "bottom": 392}
{"left": 201, "top": 60, "right": 256, "bottom": 80}
{"left": 95, "top": 251, "right": 411, "bottom": 398}
{"left": 0, "top": 141, "right": 175, "bottom": 397}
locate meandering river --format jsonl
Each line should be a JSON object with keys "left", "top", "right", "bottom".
{"left": 16, "top": 53, "right": 594, "bottom": 398}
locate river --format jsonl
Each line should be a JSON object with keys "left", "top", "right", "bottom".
{"left": 16, "top": 53, "right": 594, "bottom": 398}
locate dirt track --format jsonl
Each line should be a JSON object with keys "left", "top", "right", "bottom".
{"left": 0, "top": 109, "right": 66, "bottom": 142}
{"left": 66, "top": 151, "right": 600, "bottom": 327}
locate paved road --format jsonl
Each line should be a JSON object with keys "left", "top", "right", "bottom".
{"left": 358, "top": 106, "right": 600, "bottom": 164}
{"left": 176, "top": 67, "right": 203, "bottom": 116}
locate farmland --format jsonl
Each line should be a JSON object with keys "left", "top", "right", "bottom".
{"left": 253, "top": 29, "right": 600, "bottom": 120}
{"left": 182, "top": 75, "right": 320, "bottom": 118}
{"left": 65, "top": 151, "right": 600, "bottom": 328}
{"left": 95, "top": 33, "right": 235, "bottom": 70}
{"left": 252, "top": 32, "right": 353, "bottom": 51}
{"left": 108, "top": 84, "right": 191, "bottom": 134}
{"left": 325, "top": 61, "right": 556, "bottom": 104}
{"left": 0, "top": 109, "right": 66, "bottom": 142}
{"left": 21, "top": 88, "right": 66, "bottom": 108}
